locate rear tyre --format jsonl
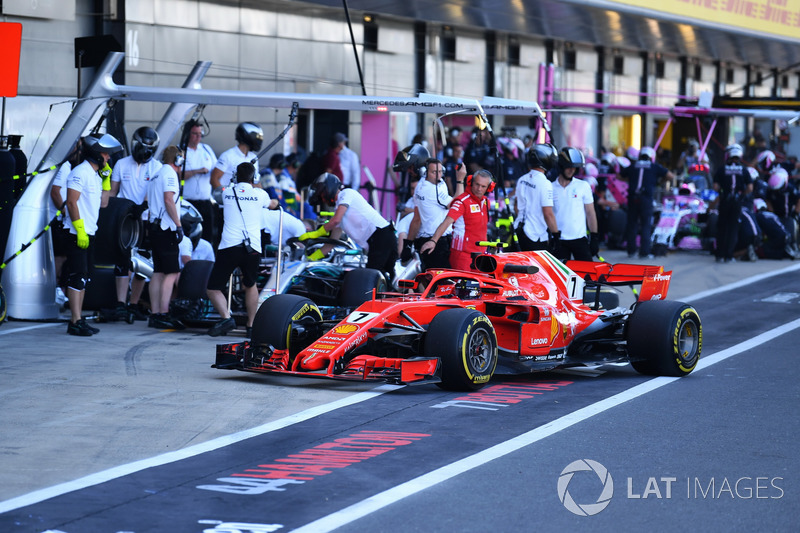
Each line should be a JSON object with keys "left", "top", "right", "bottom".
{"left": 627, "top": 300, "right": 702, "bottom": 376}
{"left": 425, "top": 308, "right": 497, "bottom": 391}
{"left": 339, "top": 268, "right": 387, "bottom": 308}
{"left": 251, "top": 294, "right": 322, "bottom": 361}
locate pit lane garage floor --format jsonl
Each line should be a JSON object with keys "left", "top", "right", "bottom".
{"left": 1, "top": 248, "right": 799, "bottom": 532}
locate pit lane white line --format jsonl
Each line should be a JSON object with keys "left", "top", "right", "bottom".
{"left": 0, "top": 322, "right": 61, "bottom": 336}
{"left": 292, "top": 317, "right": 800, "bottom": 533}
{"left": 680, "top": 262, "right": 800, "bottom": 303}
{"left": 0, "top": 384, "right": 403, "bottom": 514}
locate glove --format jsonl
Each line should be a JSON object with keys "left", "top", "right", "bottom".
{"left": 547, "top": 231, "right": 561, "bottom": 254}
{"left": 99, "top": 163, "right": 112, "bottom": 191}
{"left": 73, "top": 218, "right": 89, "bottom": 249}
{"left": 400, "top": 241, "right": 414, "bottom": 263}
{"left": 299, "top": 226, "right": 330, "bottom": 241}
{"left": 589, "top": 232, "right": 600, "bottom": 257}
{"left": 175, "top": 226, "right": 185, "bottom": 243}
{"left": 306, "top": 249, "right": 326, "bottom": 261}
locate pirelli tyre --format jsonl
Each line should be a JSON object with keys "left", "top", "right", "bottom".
{"left": 425, "top": 308, "right": 498, "bottom": 391}
{"left": 251, "top": 294, "right": 322, "bottom": 361}
{"left": 339, "top": 268, "right": 387, "bottom": 308}
{"left": 94, "top": 197, "right": 140, "bottom": 264}
{"left": 627, "top": 300, "right": 702, "bottom": 376}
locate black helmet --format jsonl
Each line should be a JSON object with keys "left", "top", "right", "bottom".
{"left": 527, "top": 143, "right": 558, "bottom": 170}
{"left": 235, "top": 122, "right": 263, "bottom": 152}
{"left": 393, "top": 143, "right": 430, "bottom": 172}
{"left": 454, "top": 279, "right": 481, "bottom": 300}
{"left": 131, "top": 127, "right": 159, "bottom": 164}
{"left": 308, "top": 173, "right": 342, "bottom": 206}
{"left": 82, "top": 133, "right": 123, "bottom": 166}
{"left": 180, "top": 200, "right": 203, "bottom": 247}
{"left": 558, "top": 146, "right": 585, "bottom": 169}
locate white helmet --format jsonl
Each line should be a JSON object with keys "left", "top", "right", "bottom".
{"left": 639, "top": 146, "right": 656, "bottom": 161}
{"left": 753, "top": 198, "right": 768, "bottom": 211}
{"left": 725, "top": 143, "right": 744, "bottom": 161}
{"left": 756, "top": 150, "right": 776, "bottom": 172}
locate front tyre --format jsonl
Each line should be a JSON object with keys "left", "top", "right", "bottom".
{"left": 627, "top": 300, "right": 702, "bottom": 376}
{"left": 251, "top": 294, "right": 322, "bottom": 361}
{"left": 425, "top": 308, "right": 497, "bottom": 391}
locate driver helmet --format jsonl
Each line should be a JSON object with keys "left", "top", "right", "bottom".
{"left": 235, "top": 122, "right": 264, "bottom": 152}
{"left": 131, "top": 127, "right": 159, "bottom": 164}
{"left": 453, "top": 279, "right": 481, "bottom": 300}
{"left": 308, "top": 172, "right": 342, "bottom": 206}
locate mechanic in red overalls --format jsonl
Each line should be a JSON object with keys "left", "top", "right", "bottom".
{"left": 419, "top": 169, "right": 493, "bottom": 271}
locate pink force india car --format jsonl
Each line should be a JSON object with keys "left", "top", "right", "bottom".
{"left": 213, "top": 249, "right": 702, "bottom": 391}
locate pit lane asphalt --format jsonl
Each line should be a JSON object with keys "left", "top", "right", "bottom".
{"left": 1, "top": 248, "right": 799, "bottom": 532}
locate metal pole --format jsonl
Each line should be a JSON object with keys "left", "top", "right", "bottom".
{"left": 342, "top": 0, "right": 367, "bottom": 96}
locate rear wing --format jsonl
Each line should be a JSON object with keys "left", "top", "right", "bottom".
{"left": 567, "top": 260, "right": 672, "bottom": 301}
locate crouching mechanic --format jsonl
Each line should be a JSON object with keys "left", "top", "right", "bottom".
{"left": 302, "top": 173, "right": 397, "bottom": 281}
{"left": 64, "top": 133, "right": 124, "bottom": 336}
{"left": 146, "top": 146, "right": 186, "bottom": 330}
{"left": 206, "top": 162, "right": 277, "bottom": 337}
{"left": 420, "top": 169, "right": 493, "bottom": 271}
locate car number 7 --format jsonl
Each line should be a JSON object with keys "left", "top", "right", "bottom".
{"left": 347, "top": 311, "right": 378, "bottom": 324}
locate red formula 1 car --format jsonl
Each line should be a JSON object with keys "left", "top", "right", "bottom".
{"left": 214, "top": 250, "right": 702, "bottom": 390}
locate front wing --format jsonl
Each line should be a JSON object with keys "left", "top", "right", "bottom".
{"left": 214, "top": 341, "right": 441, "bottom": 385}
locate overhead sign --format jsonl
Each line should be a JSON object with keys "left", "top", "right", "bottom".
{"left": 0, "top": 23, "right": 22, "bottom": 97}
{"left": 595, "top": 0, "right": 800, "bottom": 43}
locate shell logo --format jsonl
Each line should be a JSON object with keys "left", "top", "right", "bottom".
{"left": 334, "top": 324, "right": 359, "bottom": 334}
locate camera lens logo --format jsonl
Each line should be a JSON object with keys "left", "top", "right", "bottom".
{"left": 557, "top": 459, "right": 614, "bottom": 516}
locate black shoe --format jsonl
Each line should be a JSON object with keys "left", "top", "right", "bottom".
{"left": 208, "top": 317, "right": 236, "bottom": 337}
{"left": 67, "top": 320, "right": 94, "bottom": 336}
{"left": 79, "top": 318, "right": 100, "bottom": 334}
{"left": 129, "top": 303, "right": 149, "bottom": 321}
{"left": 148, "top": 314, "right": 173, "bottom": 329}
{"left": 166, "top": 315, "right": 186, "bottom": 330}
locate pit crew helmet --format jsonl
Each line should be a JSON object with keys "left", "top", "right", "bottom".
{"left": 584, "top": 162, "right": 599, "bottom": 178}
{"left": 526, "top": 143, "right": 558, "bottom": 171}
{"left": 82, "top": 133, "right": 123, "bottom": 166}
{"left": 756, "top": 150, "right": 776, "bottom": 172}
{"left": 768, "top": 167, "right": 788, "bottom": 190}
{"left": 600, "top": 152, "right": 617, "bottom": 167}
{"left": 131, "top": 127, "right": 160, "bottom": 164}
{"left": 392, "top": 144, "right": 430, "bottom": 173}
{"left": 308, "top": 173, "right": 342, "bottom": 206}
{"left": 453, "top": 279, "right": 481, "bottom": 300}
{"left": 745, "top": 166, "right": 760, "bottom": 181}
{"left": 180, "top": 199, "right": 203, "bottom": 247}
{"left": 639, "top": 146, "right": 656, "bottom": 161}
{"left": 627, "top": 146, "right": 640, "bottom": 160}
{"left": 753, "top": 198, "right": 768, "bottom": 211}
{"left": 558, "top": 146, "right": 585, "bottom": 169}
{"left": 235, "top": 122, "right": 264, "bottom": 152}
{"left": 725, "top": 143, "right": 744, "bottom": 161}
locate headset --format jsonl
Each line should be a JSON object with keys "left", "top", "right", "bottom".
{"left": 465, "top": 169, "right": 496, "bottom": 193}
